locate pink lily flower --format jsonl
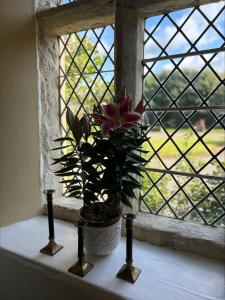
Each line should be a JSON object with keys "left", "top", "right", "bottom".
{"left": 93, "top": 96, "right": 143, "bottom": 135}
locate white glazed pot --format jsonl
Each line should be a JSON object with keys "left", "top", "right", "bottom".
{"left": 83, "top": 219, "right": 121, "bottom": 256}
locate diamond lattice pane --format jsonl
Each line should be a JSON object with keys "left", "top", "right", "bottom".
{"left": 59, "top": 25, "right": 114, "bottom": 130}
{"left": 142, "top": 2, "right": 225, "bottom": 226}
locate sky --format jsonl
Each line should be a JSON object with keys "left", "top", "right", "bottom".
{"left": 144, "top": 1, "right": 225, "bottom": 74}
{"left": 61, "top": 1, "right": 225, "bottom": 75}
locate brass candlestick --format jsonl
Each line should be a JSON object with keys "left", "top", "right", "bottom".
{"left": 68, "top": 221, "right": 94, "bottom": 277}
{"left": 40, "top": 190, "right": 63, "bottom": 256}
{"left": 117, "top": 213, "right": 141, "bottom": 283}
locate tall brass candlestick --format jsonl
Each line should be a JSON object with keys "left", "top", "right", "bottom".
{"left": 78, "top": 221, "right": 84, "bottom": 261}
{"left": 68, "top": 221, "right": 94, "bottom": 277}
{"left": 116, "top": 213, "right": 141, "bottom": 283}
{"left": 126, "top": 215, "right": 133, "bottom": 265}
{"left": 46, "top": 190, "right": 55, "bottom": 240}
{"left": 40, "top": 190, "right": 63, "bottom": 256}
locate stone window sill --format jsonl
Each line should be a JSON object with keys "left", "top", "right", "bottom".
{"left": 1, "top": 216, "right": 224, "bottom": 300}
{"left": 43, "top": 197, "right": 225, "bottom": 261}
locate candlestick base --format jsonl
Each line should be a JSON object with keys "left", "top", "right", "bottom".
{"left": 40, "top": 241, "right": 63, "bottom": 256}
{"left": 68, "top": 260, "right": 94, "bottom": 277}
{"left": 117, "top": 264, "right": 141, "bottom": 283}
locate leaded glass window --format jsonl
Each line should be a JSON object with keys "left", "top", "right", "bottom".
{"left": 141, "top": 2, "right": 225, "bottom": 226}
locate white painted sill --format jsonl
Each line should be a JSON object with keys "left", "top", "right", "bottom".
{"left": 43, "top": 197, "right": 225, "bottom": 261}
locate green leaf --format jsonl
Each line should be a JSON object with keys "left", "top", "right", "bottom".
{"left": 83, "top": 190, "right": 98, "bottom": 201}
{"left": 64, "top": 158, "right": 80, "bottom": 166}
{"left": 127, "top": 175, "right": 141, "bottom": 185}
{"left": 54, "top": 165, "right": 76, "bottom": 174}
{"left": 51, "top": 145, "right": 71, "bottom": 151}
{"left": 53, "top": 150, "right": 75, "bottom": 159}
{"left": 59, "top": 179, "right": 81, "bottom": 184}
{"left": 91, "top": 130, "right": 103, "bottom": 138}
{"left": 86, "top": 175, "right": 101, "bottom": 185}
{"left": 140, "top": 125, "right": 149, "bottom": 130}
{"left": 127, "top": 153, "right": 147, "bottom": 163}
{"left": 80, "top": 143, "right": 96, "bottom": 157}
{"left": 102, "top": 189, "right": 109, "bottom": 195}
{"left": 110, "top": 134, "right": 123, "bottom": 146}
{"left": 93, "top": 104, "right": 97, "bottom": 114}
{"left": 124, "top": 164, "right": 144, "bottom": 177}
{"left": 66, "top": 108, "right": 83, "bottom": 144}
{"left": 82, "top": 162, "right": 99, "bottom": 177}
{"left": 59, "top": 179, "right": 72, "bottom": 184}
{"left": 122, "top": 180, "right": 141, "bottom": 189}
{"left": 51, "top": 151, "right": 76, "bottom": 165}
{"left": 66, "top": 185, "right": 81, "bottom": 193}
{"left": 55, "top": 171, "right": 80, "bottom": 177}
{"left": 94, "top": 139, "right": 113, "bottom": 152}
{"left": 122, "top": 187, "right": 136, "bottom": 198}
{"left": 80, "top": 115, "right": 91, "bottom": 137}
{"left": 137, "top": 149, "right": 149, "bottom": 154}
{"left": 135, "top": 138, "right": 149, "bottom": 146}
{"left": 52, "top": 158, "right": 79, "bottom": 166}
{"left": 86, "top": 182, "right": 101, "bottom": 193}
{"left": 67, "top": 191, "right": 82, "bottom": 198}
{"left": 54, "top": 137, "right": 74, "bottom": 142}
{"left": 121, "top": 192, "right": 133, "bottom": 208}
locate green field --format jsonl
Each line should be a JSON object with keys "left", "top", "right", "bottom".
{"left": 143, "top": 128, "right": 224, "bottom": 159}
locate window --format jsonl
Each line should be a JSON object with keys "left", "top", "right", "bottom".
{"left": 141, "top": 2, "right": 225, "bottom": 226}
{"left": 41, "top": 0, "right": 224, "bottom": 229}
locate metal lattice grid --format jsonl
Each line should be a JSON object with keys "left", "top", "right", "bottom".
{"left": 59, "top": 25, "right": 114, "bottom": 133}
{"left": 59, "top": 25, "right": 114, "bottom": 194}
{"left": 141, "top": 2, "right": 225, "bottom": 226}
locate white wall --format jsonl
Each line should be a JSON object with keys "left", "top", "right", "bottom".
{"left": 0, "top": 0, "right": 41, "bottom": 227}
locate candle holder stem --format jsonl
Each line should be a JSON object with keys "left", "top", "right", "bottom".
{"left": 117, "top": 214, "right": 141, "bottom": 283}
{"left": 40, "top": 190, "right": 63, "bottom": 256}
{"left": 68, "top": 221, "right": 94, "bottom": 277}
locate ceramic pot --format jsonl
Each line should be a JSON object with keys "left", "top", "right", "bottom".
{"left": 79, "top": 204, "right": 122, "bottom": 255}
{"left": 83, "top": 219, "right": 121, "bottom": 255}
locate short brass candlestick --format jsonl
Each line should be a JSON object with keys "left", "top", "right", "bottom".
{"left": 68, "top": 221, "right": 94, "bottom": 277}
{"left": 117, "top": 213, "right": 141, "bottom": 283}
{"left": 40, "top": 190, "right": 63, "bottom": 256}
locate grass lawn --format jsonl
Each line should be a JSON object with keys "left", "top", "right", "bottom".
{"left": 144, "top": 128, "right": 224, "bottom": 158}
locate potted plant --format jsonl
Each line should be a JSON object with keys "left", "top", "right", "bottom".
{"left": 52, "top": 93, "right": 149, "bottom": 255}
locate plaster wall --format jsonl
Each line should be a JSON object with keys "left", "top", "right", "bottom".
{"left": 0, "top": 0, "right": 41, "bottom": 227}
